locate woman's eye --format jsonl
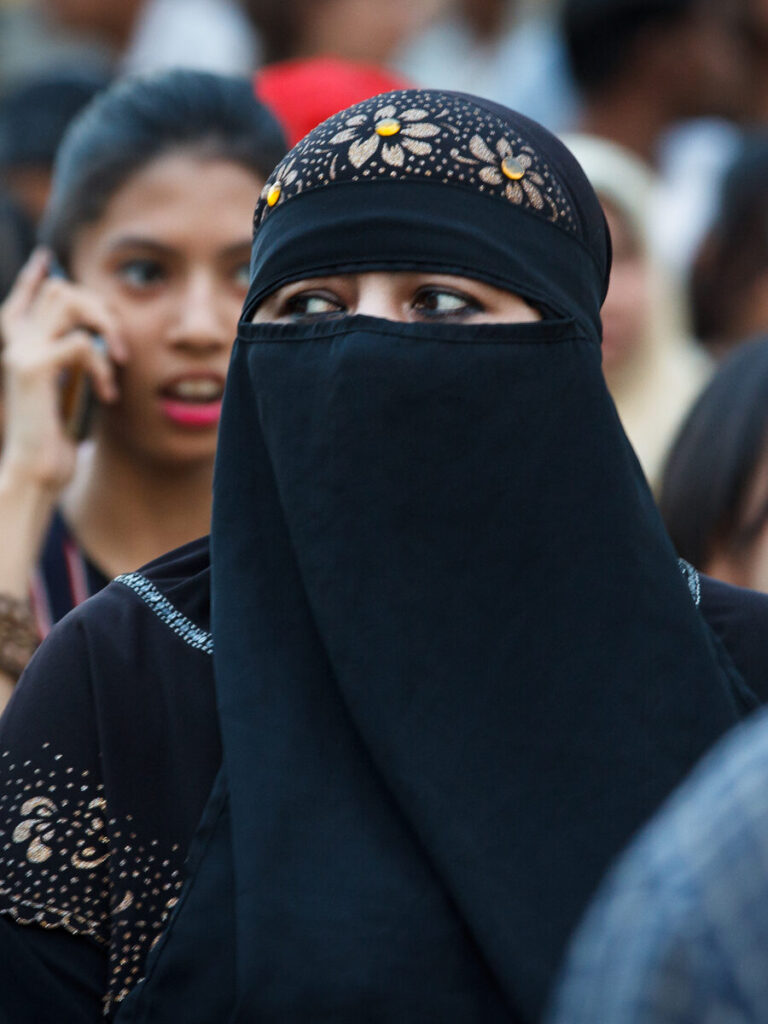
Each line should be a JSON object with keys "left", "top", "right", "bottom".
{"left": 232, "top": 262, "right": 251, "bottom": 288}
{"left": 283, "top": 291, "right": 345, "bottom": 319}
{"left": 413, "top": 287, "right": 482, "bottom": 318}
{"left": 116, "top": 259, "right": 165, "bottom": 288}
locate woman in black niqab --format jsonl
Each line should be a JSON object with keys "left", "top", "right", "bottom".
{"left": 112, "top": 90, "right": 752, "bottom": 1022}
{"left": 0, "top": 88, "right": 755, "bottom": 1022}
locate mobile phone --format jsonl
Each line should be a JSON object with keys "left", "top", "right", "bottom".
{"left": 49, "top": 258, "right": 106, "bottom": 441}
{"left": 59, "top": 345, "right": 103, "bottom": 441}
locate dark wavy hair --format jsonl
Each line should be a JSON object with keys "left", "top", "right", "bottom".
{"left": 690, "top": 135, "right": 768, "bottom": 348}
{"left": 0, "top": 188, "right": 35, "bottom": 301}
{"left": 660, "top": 334, "right": 768, "bottom": 569}
{"left": 40, "top": 69, "right": 286, "bottom": 269}
{"left": 240, "top": 0, "right": 305, "bottom": 63}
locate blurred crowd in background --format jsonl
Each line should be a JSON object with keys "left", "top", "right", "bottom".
{"left": 3, "top": 0, "right": 768, "bottom": 594}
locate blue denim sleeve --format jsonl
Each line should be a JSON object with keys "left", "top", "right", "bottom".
{"left": 548, "top": 707, "right": 768, "bottom": 1023}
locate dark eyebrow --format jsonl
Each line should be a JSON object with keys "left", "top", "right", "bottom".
{"left": 106, "top": 236, "right": 175, "bottom": 256}
{"left": 106, "top": 237, "right": 252, "bottom": 257}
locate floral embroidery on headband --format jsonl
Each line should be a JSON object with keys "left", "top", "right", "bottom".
{"left": 452, "top": 135, "right": 559, "bottom": 219}
{"left": 328, "top": 102, "right": 442, "bottom": 169}
{"left": 254, "top": 91, "right": 575, "bottom": 233}
{"left": 260, "top": 157, "right": 298, "bottom": 210}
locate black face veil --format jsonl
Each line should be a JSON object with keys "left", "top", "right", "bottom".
{"left": 116, "top": 91, "right": 749, "bottom": 1023}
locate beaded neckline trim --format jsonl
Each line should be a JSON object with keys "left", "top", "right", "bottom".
{"left": 678, "top": 558, "right": 701, "bottom": 607}
{"left": 116, "top": 562, "right": 700, "bottom": 652}
{"left": 115, "top": 573, "right": 213, "bottom": 654}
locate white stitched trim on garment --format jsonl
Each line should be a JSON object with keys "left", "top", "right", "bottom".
{"left": 677, "top": 558, "right": 701, "bottom": 607}
{"left": 114, "top": 573, "right": 213, "bottom": 654}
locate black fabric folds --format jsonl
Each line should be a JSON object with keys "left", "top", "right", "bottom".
{"left": 214, "top": 316, "right": 744, "bottom": 1021}
{"left": 116, "top": 92, "right": 747, "bottom": 1022}
{"left": 124, "top": 320, "right": 745, "bottom": 1023}
{"left": 246, "top": 183, "right": 606, "bottom": 340}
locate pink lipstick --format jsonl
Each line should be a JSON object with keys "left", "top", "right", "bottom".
{"left": 159, "top": 375, "right": 225, "bottom": 428}
{"left": 160, "top": 398, "right": 222, "bottom": 427}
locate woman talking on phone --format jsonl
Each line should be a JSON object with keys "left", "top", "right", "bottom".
{"left": 0, "top": 70, "right": 285, "bottom": 702}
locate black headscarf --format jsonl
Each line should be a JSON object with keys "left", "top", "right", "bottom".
{"left": 117, "top": 91, "right": 747, "bottom": 1023}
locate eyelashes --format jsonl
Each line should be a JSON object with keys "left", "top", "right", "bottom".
{"left": 281, "top": 290, "right": 346, "bottom": 319}
{"left": 116, "top": 258, "right": 165, "bottom": 288}
{"left": 114, "top": 257, "right": 251, "bottom": 292}
{"left": 252, "top": 276, "right": 542, "bottom": 326}
{"left": 412, "top": 287, "right": 481, "bottom": 318}
{"left": 275, "top": 284, "right": 485, "bottom": 322}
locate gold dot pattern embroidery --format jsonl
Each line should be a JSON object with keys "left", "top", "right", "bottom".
{"left": 0, "top": 745, "right": 185, "bottom": 1015}
{"left": 255, "top": 91, "right": 575, "bottom": 232}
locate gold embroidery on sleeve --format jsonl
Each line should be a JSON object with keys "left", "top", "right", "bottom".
{"left": 0, "top": 746, "right": 185, "bottom": 1014}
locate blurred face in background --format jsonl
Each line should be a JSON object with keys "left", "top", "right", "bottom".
{"left": 598, "top": 199, "right": 649, "bottom": 377}
{"left": 726, "top": 267, "right": 768, "bottom": 344}
{"left": 669, "top": 0, "right": 751, "bottom": 119}
{"left": 707, "top": 442, "right": 768, "bottom": 592}
{"left": 41, "top": 0, "right": 140, "bottom": 44}
{"left": 69, "top": 151, "right": 258, "bottom": 469}
{"left": 738, "top": 0, "right": 768, "bottom": 117}
{"left": 298, "top": 0, "right": 444, "bottom": 63}
{"left": 457, "top": 0, "right": 509, "bottom": 38}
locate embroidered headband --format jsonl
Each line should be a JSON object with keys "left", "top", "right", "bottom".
{"left": 254, "top": 90, "right": 576, "bottom": 233}
{"left": 246, "top": 90, "right": 611, "bottom": 339}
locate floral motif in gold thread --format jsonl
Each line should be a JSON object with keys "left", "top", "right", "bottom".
{"left": 254, "top": 90, "right": 575, "bottom": 232}
{"left": 11, "top": 793, "right": 110, "bottom": 869}
{"left": 12, "top": 796, "right": 57, "bottom": 863}
{"left": 0, "top": 745, "right": 185, "bottom": 1015}
{"left": 452, "top": 136, "right": 558, "bottom": 218}
{"left": 328, "top": 102, "right": 442, "bottom": 169}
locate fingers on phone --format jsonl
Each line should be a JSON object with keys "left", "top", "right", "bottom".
{"left": 52, "top": 331, "right": 118, "bottom": 404}
{"left": 3, "top": 256, "right": 128, "bottom": 366}
{"left": 56, "top": 288, "right": 126, "bottom": 364}
{"left": 88, "top": 338, "right": 119, "bottom": 404}
{"left": 12, "top": 276, "right": 123, "bottom": 362}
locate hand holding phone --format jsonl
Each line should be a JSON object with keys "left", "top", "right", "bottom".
{"left": 58, "top": 334, "right": 107, "bottom": 441}
{"left": 0, "top": 248, "right": 125, "bottom": 488}
{"left": 48, "top": 257, "right": 108, "bottom": 441}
